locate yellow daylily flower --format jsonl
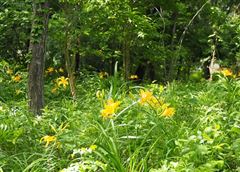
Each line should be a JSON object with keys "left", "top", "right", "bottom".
{"left": 139, "top": 89, "right": 154, "bottom": 105}
{"left": 47, "top": 67, "right": 54, "bottom": 73}
{"left": 40, "top": 135, "right": 57, "bottom": 147}
{"left": 13, "top": 75, "right": 21, "bottom": 82}
{"left": 90, "top": 144, "right": 97, "bottom": 151}
{"left": 221, "top": 68, "right": 232, "bottom": 77}
{"left": 101, "top": 98, "right": 121, "bottom": 119}
{"left": 129, "top": 75, "right": 138, "bottom": 80}
{"left": 99, "top": 71, "right": 108, "bottom": 79}
{"left": 162, "top": 107, "right": 175, "bottom": 117}
{"left": 57, "top": 76, "right": 69, "bottom": 88}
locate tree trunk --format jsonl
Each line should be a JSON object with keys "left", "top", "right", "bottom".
{"left": 28, "top": 1, "right": 49, "bottom": 115}
{"left": 167, "top": 12, "right": 178, "bottom": 81}
{"left": 64, "top": 31, "right": 77, "bottom": 100}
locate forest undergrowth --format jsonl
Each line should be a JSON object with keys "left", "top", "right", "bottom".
{"left": 0, "top": 61, "right": 240, "bottom": 172}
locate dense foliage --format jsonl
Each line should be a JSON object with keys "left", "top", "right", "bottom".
{"left": 1, "top": 0, "right": 240, "bottom": 81}
{"left": 0, "top": 0, "right": 240, "bottom": 171}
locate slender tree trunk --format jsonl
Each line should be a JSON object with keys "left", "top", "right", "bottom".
{"left": 64, "top": 31, "right": 77, "bottom": 100}
{"left": 62, "top": 4, "right": 77, "bottom": 100}
{"left": 167, "top": 12, "right": 178, "bottom": 81}
{"left": 28, "top": 1, "right": 49, "bottom": 115}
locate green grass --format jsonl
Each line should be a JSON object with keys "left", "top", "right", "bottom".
{"left": 0, "top": 62, "right": 240, "bottom": 171}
